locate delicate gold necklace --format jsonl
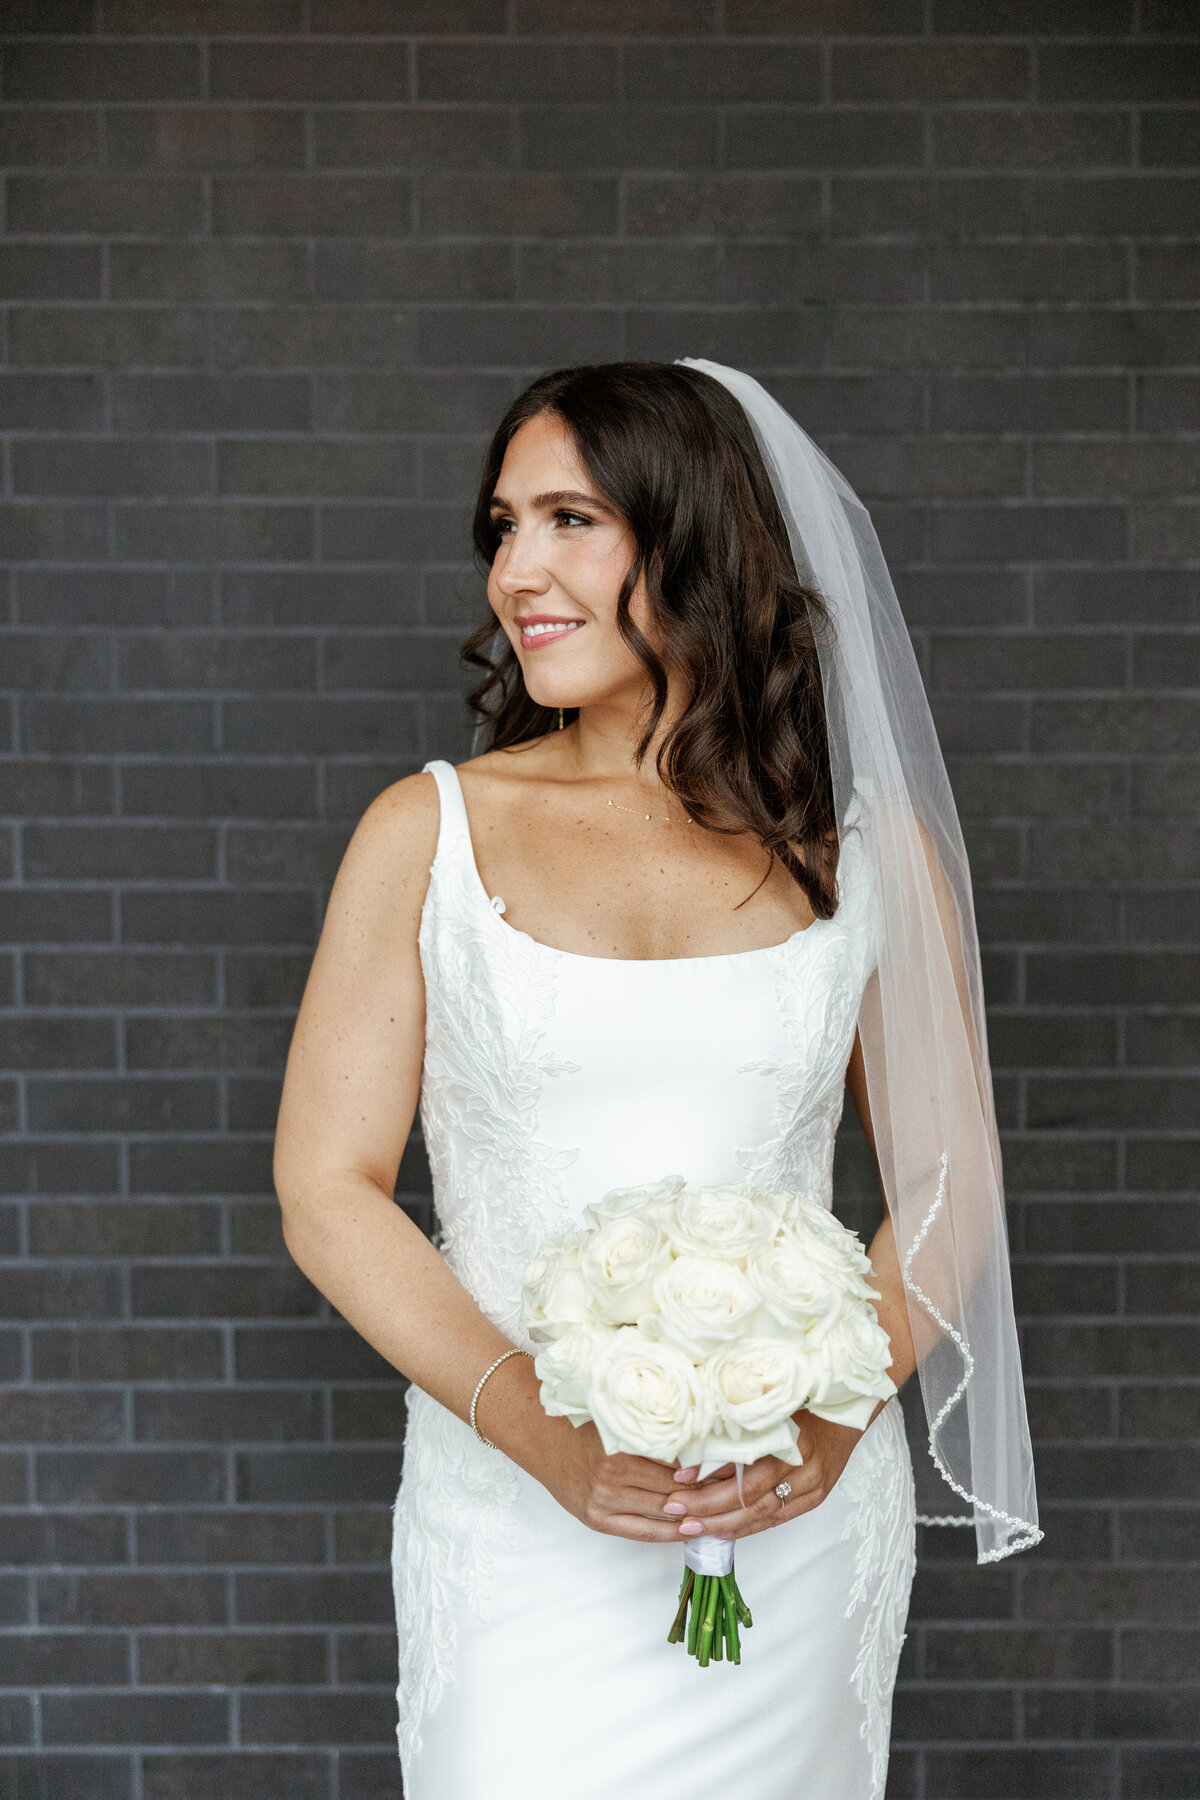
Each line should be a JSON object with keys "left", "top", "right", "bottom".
{"left": 604, "top": 795, "right": 695, "bottom": 827}
{"left": 555, "top": 709, "right": 695, "bottom": 825}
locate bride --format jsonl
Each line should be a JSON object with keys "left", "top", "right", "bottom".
{"left": 274, "top": 360, "right": 1040, "bottom": 1799}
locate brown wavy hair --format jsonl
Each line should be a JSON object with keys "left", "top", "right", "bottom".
{"left": 461, "top": 361, "right": 841, "bottom": 917}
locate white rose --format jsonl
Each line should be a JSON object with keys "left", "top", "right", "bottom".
{"left": 779, "top": 1192, "right": 874, "bottom": 1275}
{"left": 704, "top": 1339, "right": 813, "bottom": 1466}
{"left": 665, "top": 1183, "right": 783, "bottom": 1264}
{"left": 586, "top": 1327, "right": 712, "bottom": 1463}
{"left": 519, "top": 1230, "right": 595, "bottom": 1343}
{"left": 649, "top": 1255, "right": 760, "bottom": 1359}
{"left": 579, "top": 1214, "right": 672, "bottom": 1324}
{"left": 805, "top": 1303, "right": 897, "bottom": 1429}
{"left": 745, "top": 1229, "right": 848, "bottom": 1343}
{"left": 534, "top": 1326, "right": 613, "bottom": 1426}
{"left": 583, "top": 1174, "right": 686, "bottom": 1231}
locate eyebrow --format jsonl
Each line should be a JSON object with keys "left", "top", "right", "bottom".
{"left": 488, "top": 488, "right": 611, "bottom": 514}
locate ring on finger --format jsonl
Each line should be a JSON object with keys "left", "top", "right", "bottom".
{"left": 774, "top": 1480, "right": 792, "bottom": 1510}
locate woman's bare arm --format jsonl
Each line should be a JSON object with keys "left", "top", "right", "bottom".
{"left": 273, "top": 772, "right": 691, "bottom": 1541}
{"left": 273, "top": 773, "right": 548, "bottom": 1451}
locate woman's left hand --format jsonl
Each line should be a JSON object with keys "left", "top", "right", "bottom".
{"left": 662, "top": 1403, "right": 885, "bottom": 1543}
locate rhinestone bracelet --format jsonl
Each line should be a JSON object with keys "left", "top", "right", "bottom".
{"left": 469, "top": 1347, "right": 532, "bottom": 1450}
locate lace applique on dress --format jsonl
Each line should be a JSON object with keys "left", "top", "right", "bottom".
{"left": 732, "top": 823, "right": 874, "bottom": 1196}
{"left": 418, "top": 853, "right": 581, "bottom": 1341}
{"left": 393, "top": 830, "right": 581, "bottom": 1760}
{"left": 837, "top": 1401, "right": 918, "bottom": 1798}
{"left": 392, "top": 1385, "right": 522, "bottom": 1764}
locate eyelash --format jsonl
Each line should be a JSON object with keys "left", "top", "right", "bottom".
{"left": 493, "top": 509, "right": 592, "bottom": 536}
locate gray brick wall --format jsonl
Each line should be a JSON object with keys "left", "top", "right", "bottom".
{"left": 1, "top": 4, "right": 1197, "bottom": 1796}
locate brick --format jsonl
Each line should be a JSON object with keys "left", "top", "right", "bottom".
{"left": 313, "top": 240, "right": 512, "bottom": 304}
{"left": 110, "top": 243, "right": 309, "bottom": 305}
{"left": 128, "top": 1138, "right": 275, "bottom": 1196}
{"left": 0, "top": 1390, "right": 124, "bottom": 1445}
{"left": 213, "top": 174, "right": 413, "bottom": 238}
{"left": 0, "top": 1631, "right": 129, "bottom": 1687}
{"left": 0, "top": 1143, "right": 122, "bottom": 1197}
{"left": 933, "top": 106, "right": 1132, "bottom": 168}
{"left": 0, "top": 105, "right": 100, "bottom": 168}
{"left": 1041, "top": 44, "right": 1200, "bottom": 102}
{"left": 120, "top": 889, "right": 315, "bottom": 949}
{"left": 0, "top": 1757, "right": 133, "bottom": 1800}
{"left": 41, "top": 1692, "right": 229, "bottom": 1747}
{"left": 210, "top": 41, "right": 412, "bottom": 102}
{"left": 9, "top": 305, "right": 209, "bottom": 368}
{"left": 134, "top": 1387, "right": 322, "bottom": 1445}
{"left": 36, "top": 1449, "right": 227, "bottom": 1506}
{"left": 420, "top": 172, "right": 617, "bottom": 236}
{"left": 131, "top": 1264, "right": 319, "bottom": 1320}
{"left": 1, "top": 42, "right": 202, "bottom": 102}
{"left": 38, "top": 1571, "right": 227, "bottom": 1627}
{"left": 32, "top": 1327, "right": 224, "bottom": 1383}
{"left": 235, "top": 1325, "right": 398, "bottom": 1383}
{"left": 141, "top": 1753, "right": 329, "bottom": 1800}
{"left": 237, "top": 1449, "right": 400, "bottom": 1505}
{"left": 418, "top": 41, "right": 617, "bottom": 103}
{"left": 15, "top": 569, "right": 213, "bottom": 628}
{"left": 118, "top": 632, "right": 317, "bottom": 692}
{"left": 14, "top": 435, "right": 210, "bottom": 499}
{"left": 239, "top": 1688, "right": 395, "bottom": 1745}
{"left": 29, "top": 1199, "right": 219, "bottom": 1259}
{"left": 224, "top": 826, "right": 351, "bottom": 886}
{"left": 0, "top": 1512, "right": 126, "bottom": 1566}
{"left": 22, "top": 824, "right": 216, "bottom": 882}
{"left": 217, "top": 439, "right": 416, "bottom": 501}
{"left": 125, "top": 1017, "right": 291, "bottom": 1072}
{"left": 135, "top": 1510, "right": 324, "bottom": 1567}
{"left": 0, "top": 760, "right": 113, "bottom": 817}
{"left": 120, "top": 763, "right": 317, "bottom": 822}
{"left": 627, "top": 175, "right": 821, "bottom": 238}
{"left": 8, "top": 176, "right": 204, "bottom": 237}
{"left": 137, "top": 1628, "right": 327, "bottom": 1686}
{"left": 335, "top": 1633, "right": 395, "bottom": 1691}
{"left": 106, "top": 107, "right": 305, "bottom": 171}
{"left": 22, "top": 699, "right": 214, "bottom": 756}
{"left": 105, "top": 0, "right": 304, "bottom": 23}
{"left": 222, "top": 696, "right": 420, "bottom": 755}
{"left": 0, "top": 373, "right": 104, "bottom": 431}
{"left": 0, "top": 244, "right": 103, "bottom": 301}
{"left": 833, "top": 42, "right": 1030, "bottom": 102}
{"left": 0, "top": 1267, "right": 122, "bottom": 1324}
{"left": 235, "top": 1570, "right": 393, "bottom": 1626}
{"left": 24, "top": 953, "right": 215, "bottom": 1008}
{"left": 925, "top": 1748, "right": 1113, "bottom": 1798}
{"left": 113, "top": 374, "right": 309, "bottom": 435}
{"left": 114, "top": 502, "right": 313, "bottom": 564}
{"left": 212, "top": 307, "right": 418, "bottom": 370}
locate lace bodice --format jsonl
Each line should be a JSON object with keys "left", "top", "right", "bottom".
{"left": 415, "top": 758, "right": 883, "bottom": 1342}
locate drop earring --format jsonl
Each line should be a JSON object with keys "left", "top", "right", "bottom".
{"left": 557, "top": 707, "right": 564, "bottom": 730}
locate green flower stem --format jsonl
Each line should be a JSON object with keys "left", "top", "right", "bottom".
{"left": 687, "top": 1574, "right": 703, "bottom": 1657}
{"left": 667, "top": 1569, "right": 694, "bottom": 1644}
{"left": 697, "top": 1571, "right": 721, "bottom": 1667}
{"left": 721, "top": 1574, "right": 741, "bottom": 1663}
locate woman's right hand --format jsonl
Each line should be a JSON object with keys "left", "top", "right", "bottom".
{"left": 534, "top": 1416, "right": 706, "bottom": 1544}
{"left": 473, "top": 1346, "right": 712, "bottom": 1546}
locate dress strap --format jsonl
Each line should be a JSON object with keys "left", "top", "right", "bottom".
{"left": 421, "top": 759, "right": 472, "bottom": 865}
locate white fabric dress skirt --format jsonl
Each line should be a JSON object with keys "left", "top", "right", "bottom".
{"left": 392, "top": 760, "right": 917, "bottom": 1800}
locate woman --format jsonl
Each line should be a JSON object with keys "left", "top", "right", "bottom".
{"left": 274, "top": 360, "right": 1039, "bottom": 1800}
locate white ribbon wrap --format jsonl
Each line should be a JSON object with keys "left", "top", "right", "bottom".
{"left": 681, "top": 1458, "right": 745, "bottom": 1579}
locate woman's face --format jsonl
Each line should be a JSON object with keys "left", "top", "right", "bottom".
{"left": 486, "top": 410, "right": 657, "bottom": 715}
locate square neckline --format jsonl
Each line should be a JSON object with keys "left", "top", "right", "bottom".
{"left": 430, "top": 759, "right": 835, "bottom": 968}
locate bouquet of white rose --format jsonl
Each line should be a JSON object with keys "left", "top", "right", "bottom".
{"left": 518, "top": 1175, "right": 897, "bottom": 1666}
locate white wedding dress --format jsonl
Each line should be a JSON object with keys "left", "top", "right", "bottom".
{"left": 392, "top": 759, "right": 917, "bottom": 1799}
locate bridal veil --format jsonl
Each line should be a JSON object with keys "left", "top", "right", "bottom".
{"left": 679, "top": 358, "right": 1042, "bottom": 1564}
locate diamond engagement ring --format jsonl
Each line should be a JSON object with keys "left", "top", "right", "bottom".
{"left": 774, "top": 1481, "right": 792, "bottom": 1509}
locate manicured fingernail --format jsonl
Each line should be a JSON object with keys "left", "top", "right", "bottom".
{"left": 674, "top": 1467, "right": 697, "bottom": 1482}
{"left": 663, "top": 1501, "right": 686, "bottom": 1516}
{"left": 679, "top": 1521, "right": 702, "bottom": 1536}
